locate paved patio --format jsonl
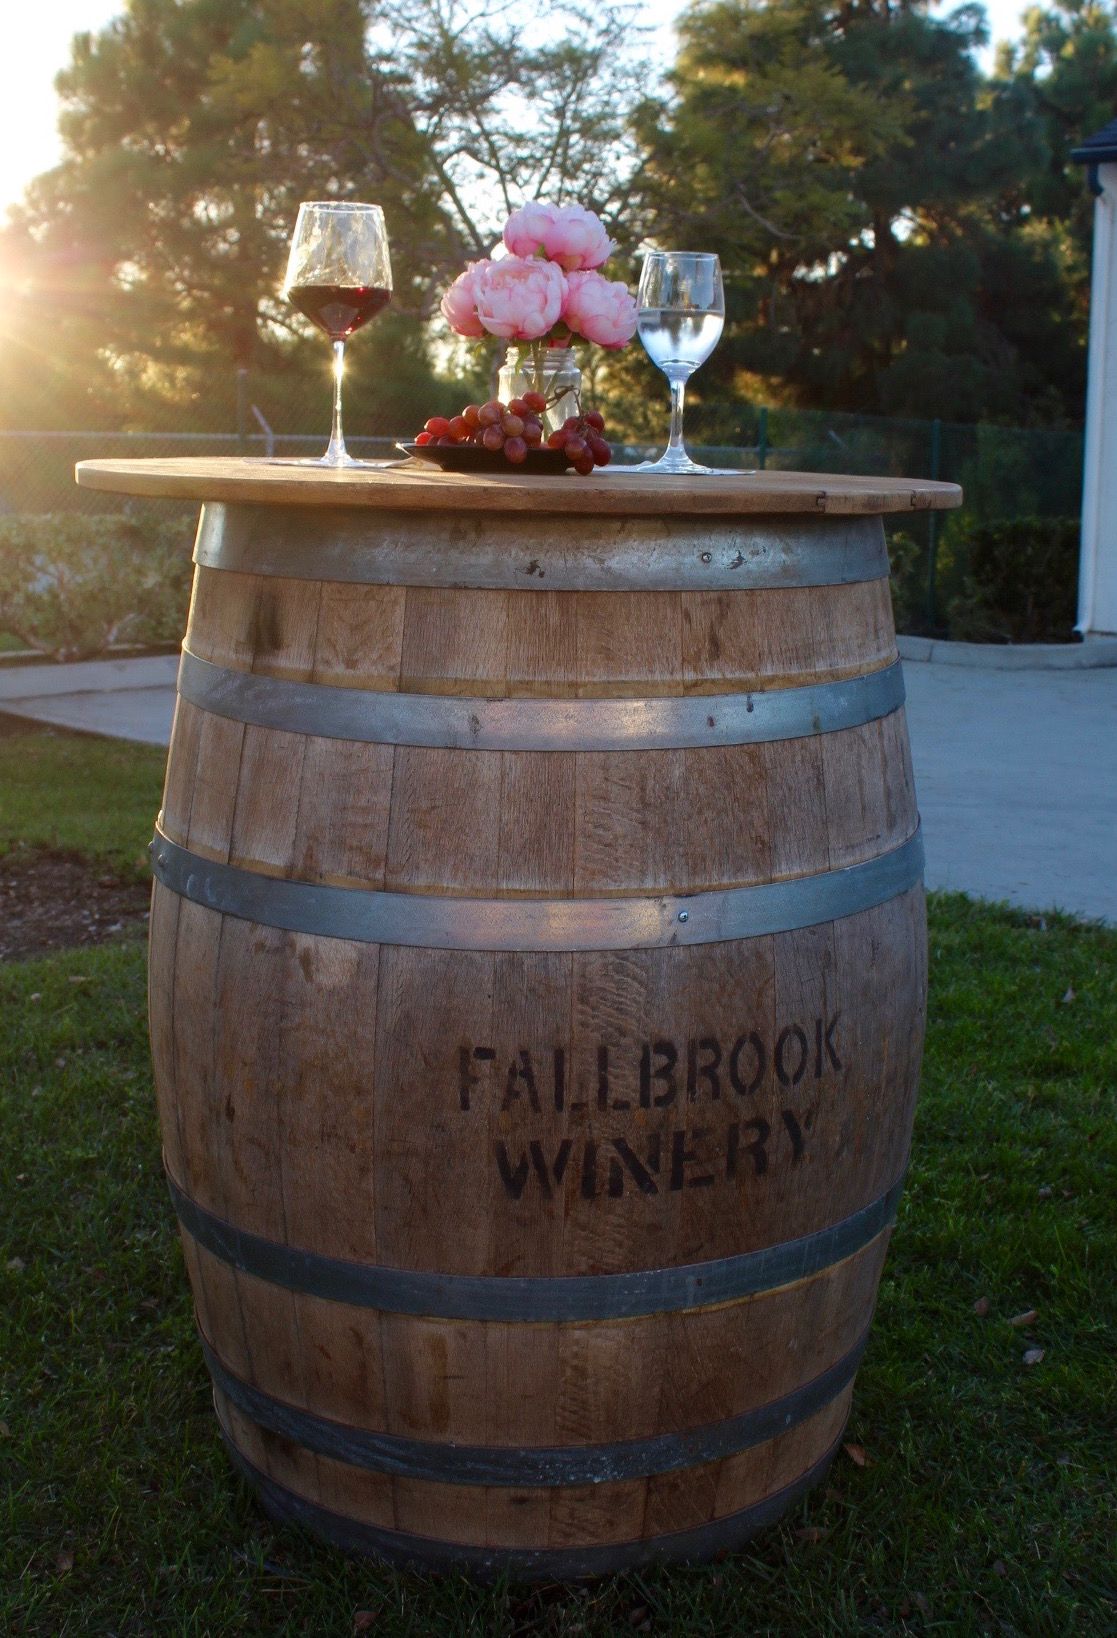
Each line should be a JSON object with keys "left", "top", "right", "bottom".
{"left": 1, "top": 653, "right": 1114, "bottom": 923}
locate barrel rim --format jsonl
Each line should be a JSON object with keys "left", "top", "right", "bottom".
{"left": 167, "top": 1166, "right": 905, "bottom": 1321}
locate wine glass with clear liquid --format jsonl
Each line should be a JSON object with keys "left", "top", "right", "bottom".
{"left": 635, "top": 251, "right": 730, "bottom": 475}
{"left": 282, "top": 202, "right": 393, "bottom": 468}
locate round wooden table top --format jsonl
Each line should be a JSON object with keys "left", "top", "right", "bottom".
{"left": 75, "top": 456, "right": 962, "bottom": 517}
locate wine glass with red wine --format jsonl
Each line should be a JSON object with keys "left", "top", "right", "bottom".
{"left": 282, "top": 201, "right": 392, "bottom": 467}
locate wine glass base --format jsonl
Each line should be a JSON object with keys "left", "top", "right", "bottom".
{"left": 630, "top": 453, "right": 749, "bottom": 476}
{"left": 256, "top": 456, "right": 395, "bottom": 470}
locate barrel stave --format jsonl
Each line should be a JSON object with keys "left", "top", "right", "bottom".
{"left": 183, "top": 566, "right": 898, "bottom": 697}
{"left": 158, "top": 906, "right": 920, "bottom": 1272}
{"left": 187, "top": 1227, "right": 885, "bottom": 1448}
{"left": 158, "top": 705, "right": 917, "bottom": 895}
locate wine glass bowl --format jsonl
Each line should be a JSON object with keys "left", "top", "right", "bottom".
{"left": 282, "top": 202, "right": 392, "bottom": 468}
{"left": 635, "top": 251, "right": 729, "bottom": 476}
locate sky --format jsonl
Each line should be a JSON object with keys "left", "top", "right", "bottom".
{"left": 1, "top": 0, "right": 1035, "bottom": 217}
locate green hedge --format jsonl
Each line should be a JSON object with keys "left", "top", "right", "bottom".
{"left": 946, "top": 516, "right": 1081, "bottom": 644}
{"left": 889, "top": 516, "right": 1081, "bottom": 642}
{"left": 0, "top": 513, "right": 194, "bottom": 661}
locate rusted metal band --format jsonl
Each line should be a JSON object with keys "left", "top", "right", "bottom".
{"left": 218, "top": 1427, "right": 846, "bottom": 1578}
{"left": 149, "top": 825, "right": 923, "bottom": 952}
{"left": 177, "top": 648, "right": 905, "bottom": 751}
{"left": 167, "top": 1168, "right": 904, "bottom": 1321}
{"left": 192, "top": 502, "right": 889, "bottom": 590}
{"left": 201, "top": 1326, "right": 867, "bottom": 1485}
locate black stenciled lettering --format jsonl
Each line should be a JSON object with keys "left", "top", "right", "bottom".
{"left": 741, "top": 1118, "right": 770, "bottom": 1175}
{"left": 725, "top": 1120, "right": 740, "bottom": 1179}
{"left": 776, "top": 1025, "right": 808, "bottom": 1087}
{"left": 596, "top": 1044, "right": 610, "bottom": 1112}
{"left": 815, "top": 1012, "right": 843, "bottom": 1075}
{"left": 670, "top": 1127, "right": 715, "bottom": 1190}
{"left": 552, "top": 1046, "right": 566, "bottom": 1112}
{"left": 639, "top": 1040, "right": 679, "bottom": 1108}
{"left": 581, "top": 1140, "right": 598, "bottom": 1200}
{"left": 608, "top": 1136, "right": 661, "bottom": 1197}
{"left": 729, "top": 1032, "right": 766, "bottom": 1097}
{"left": 459, "top": 1044, "right": 495, "bottom": 1111}
{"left": 494, "top": 1142, "right": 530, "bottom": 1199}
{"left": 530, "top": 1138, "right": 574, "bottom": 1198}
{"left": 781, "top": 1109, "right": 806, "bottom": 1161}
{"left": 496, "top": 1139, "right": 575, "bottom": 1199}
{"left": 502, "top": 1049, "right": 541, "bottom": 1112}
{"left": 686, "top": 1037, "right": 722, "bottom": 1101}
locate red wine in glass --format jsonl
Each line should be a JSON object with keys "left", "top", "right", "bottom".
{"left": 282, "top": 202, "right": 393, "bottom": 467}
{"left": 287, "top": 283, "right": 391, "bottom": 341}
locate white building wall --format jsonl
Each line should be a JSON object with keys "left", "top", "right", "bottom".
{"left": 1079, "top": 161, "right": 1117, "bottom": 636}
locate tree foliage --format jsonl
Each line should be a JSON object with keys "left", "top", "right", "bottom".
{"left": 0, "top": 0, "right": 646, "bottom": 431}
{"left": 637, "top": 0, "right": 1114, "bottom": 423}
{"left": 386, "top": 0, "right": 647, "bottom": 257}
{"left": 0, "top": 0, "right": 1113, "bottom": 433}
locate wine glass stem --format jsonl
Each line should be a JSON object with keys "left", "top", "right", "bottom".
{"left": 668, "top": 371, "right": 688, "bottom": 457}
{"left": 325, "top": 339, "right": 347, "bottom": 464}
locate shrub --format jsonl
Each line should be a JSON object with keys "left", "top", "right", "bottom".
{"left": 946, "top": 515, "right": 1080, "bottom": 643}
{"left": 885, "top": 529, "right": 927, "bottom": 635}
{"left": 0, "top": 513, "right": 194, "bottom": 661}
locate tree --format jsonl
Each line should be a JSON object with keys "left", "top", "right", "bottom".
{"left": 992, "top": 0, "right": 1117, "bottom": 312}
{"left": 1, "top": 0, "right": 450, "bottom": 430}
{"left": 386, "top": 0, "right": 648, "bottom": 259}
{"left": 0, "top": 0, "right": 650, "bottom": 433}
{"left": 635, "top": 0, "right": 1096, "bottom": 424}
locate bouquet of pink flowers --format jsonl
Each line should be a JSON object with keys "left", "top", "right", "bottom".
{"left": 440, "top": 201, "right": 638, "bottom": 378}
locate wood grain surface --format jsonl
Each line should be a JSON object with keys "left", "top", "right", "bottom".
{"left": 76, "top": 455, "right": 961, "bottom": 515}
{"left": 149, "top": 500, "right": 928, "bottom": 1569}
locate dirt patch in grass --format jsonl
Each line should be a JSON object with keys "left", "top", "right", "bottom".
{"left": 0, "top": 845, "right": 150, "bottom": 962}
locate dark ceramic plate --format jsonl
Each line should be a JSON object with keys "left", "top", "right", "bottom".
{"left": 397, "top": 441, "right": 572, "bottom": 474}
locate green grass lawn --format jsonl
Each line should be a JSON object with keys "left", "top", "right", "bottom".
{"left": 2, "top": 730, "right": 1115, "bottom": 1636}
{"left": 0, "top": 725, "right": 167, "bottom": 876}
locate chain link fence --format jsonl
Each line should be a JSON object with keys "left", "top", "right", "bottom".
{"left": 0, "top": 396, "right": 1084, "bottom": 638}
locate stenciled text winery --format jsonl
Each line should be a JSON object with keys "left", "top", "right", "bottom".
{"left": 458, "top": 1012, "right": 844, "bottom": 1203}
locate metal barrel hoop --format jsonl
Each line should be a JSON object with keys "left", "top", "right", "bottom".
{"left": 176, "top": 647, "right": 906, "bottom": 752}
{"left": 149, "top": 825, "right": 924, "bottom": 954}
{"left": 217, "top": 1431, "right": 848, "bottom": 1579}
{"left": 167, "top": 1168, "right": 905, "bottom": 1323}
{"left": 201, "top": 1324, "right": 869, "bottom": 1486}
{"left": 193, "top": 502, "right": 891, "bottom": 591}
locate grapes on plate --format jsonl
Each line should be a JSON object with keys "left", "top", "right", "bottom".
{"left": 413, "top": 398, "right": 612, "bottom": 475}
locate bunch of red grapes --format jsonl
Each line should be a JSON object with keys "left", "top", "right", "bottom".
{"left": 414, "top": 393, "right": 612, "bottom": 476}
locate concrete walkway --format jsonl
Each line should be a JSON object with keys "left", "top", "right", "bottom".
{"left": 1, "top": 653, "right": 1114, "bottom": 924}
{"left": 0, "top": 656, "right": 178, "bottom": 745}
{"left": 902, "top": 661, "right": 1116, "bottom": 923}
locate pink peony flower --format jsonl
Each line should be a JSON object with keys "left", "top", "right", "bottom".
{"left": 540, "top": 204, "right": 616, "bottom": 272}
{"left": 440, "top": 260, "right": 490, "bottom": 338}
{"left": 473, "top": 255, "right": 568, "bottom": 341}
{"left": 502, "top": 201, "right": 557, "bottom": 260}
{"left": 561, "top": 270, "right": 638, "bottom": 349}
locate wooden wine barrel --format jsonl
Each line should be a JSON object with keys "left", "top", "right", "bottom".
{"left": 79, "top": 459, "right": 960, "bottom": 1579}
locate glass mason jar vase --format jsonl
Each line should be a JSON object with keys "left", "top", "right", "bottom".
{"left": 497, "top": 346, "right": 582, "bottom": 433}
